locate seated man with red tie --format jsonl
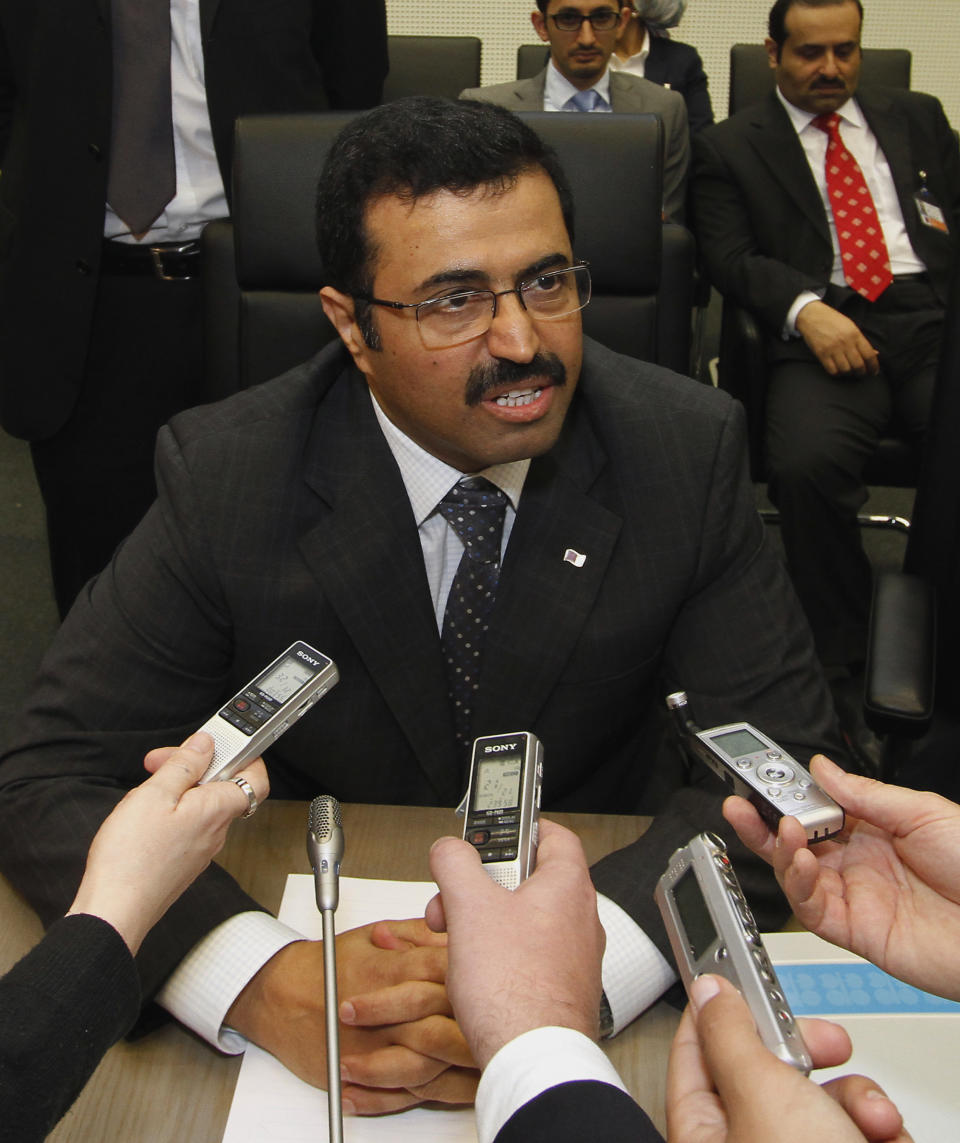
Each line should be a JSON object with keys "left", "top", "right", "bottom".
{"left": 691, "top": 0, "right": 959, "bottom": 688}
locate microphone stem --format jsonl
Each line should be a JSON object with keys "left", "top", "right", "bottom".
{"left": 322, "top": 908, "right": 343, "bottom": 1143}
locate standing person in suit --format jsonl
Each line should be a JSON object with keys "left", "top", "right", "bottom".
{"left": 0, "top": 735, "right": 268, "bottom": 1142}
{"left": 426, "top": 820, "right": 910, "bottom": 1143}
{"left": 460, "top": 0, "right": 689, "bottom": 220}
{"left": 0, "top": 96, "right": 841, "bottom": 1114}
{"left": 611, "top": 1, "right": 714, "bottom": 133}
{"left": 0, "top": 0, "right": 388, "bottom": 619}
{"left": 691, "top": 0, "right": 960, "bottom": 688}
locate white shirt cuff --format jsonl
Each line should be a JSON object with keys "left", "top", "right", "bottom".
{"left": 784, "top": 289, "right": 825, "bottom": 338}
{"left": 155, "top": 911, "right": 306, "bottom": 1052}
{"left": 596, "top": 893, "right": 676, "bottom": 1035}
{"left": 476, "top": 1026, "right": 628, "bottom": 1143}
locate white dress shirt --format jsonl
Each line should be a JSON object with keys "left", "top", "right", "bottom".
{"left": 608, "top": 27, "right": 651, "bottom": 79}
{"left": 543, "top": 59, "right": 614, "bottom": 112}
{"left": 104, "top": 0, "right": 228, "bottom": 244}
{"left": 157, "top": 390, "right": 675, "bottom": 1058}
{"left": 777, "top": 89, "right": 925, "bottom": 334}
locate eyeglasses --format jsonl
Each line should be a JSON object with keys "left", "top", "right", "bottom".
{"left": 357, "top": 262, "right": 592, "bottom": 349}
{"left": 550, "top": 8, "right": 621, "bottom": 32}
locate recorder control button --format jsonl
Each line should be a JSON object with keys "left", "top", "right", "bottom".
{"left": 776, "top": 1009, "right": 793, "bottom": 1026}
{"left": 736, "top": 757, "right": 752, "bottom": 770}
{"left": 768, "top": 989, "right": 785, "bottom": 1005}
{"left": 798, "top": 778, "right": 811, "bottom": 788}
{"left": 765, "top": 750, "right": 783, "bottom": 761}
{"left": 794, "top": 792, "right": 807, "bottom": 801}
{"left": 758, "top": 762, "right": 795, "bottom": 784}
{"left": 233, "top": 699, "right": 251, "bottom": 712}
{"left": 469, "top": 830, "right": 490, "bottom": 845}
{"left": 766, "top": 786, "right": 783, "bottom": 798}
{"left": 714, "top": 944, "right": 729, "bottom": 962}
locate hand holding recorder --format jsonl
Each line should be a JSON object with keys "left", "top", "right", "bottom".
{"left": 724, "top": 755, "right": 960, "bottom": 1002}
{"left": 666, "top": 974, "right": 911, "bottom": 1143}
{"left": 69, "top": 732, "right": 269, "bottom": 954}
{"left": 426, "top": 819, "right": 604, "bottom": 1070}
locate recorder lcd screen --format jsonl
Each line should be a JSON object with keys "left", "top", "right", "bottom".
{"left": 474, "top": 756, "right": 522, "bottom": 812}
{"left": 674, "top": 867, "right": 718, "bottom": 960}
{"left": 712, "top": 728, "right": 767, "bottom": 758}
{"left": 257, "top": 655, "right": 314, "bottom": 704}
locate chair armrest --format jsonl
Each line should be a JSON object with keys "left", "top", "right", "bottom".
{"left": 864, "top": 571, "right": 936, "bottom": 737}
{"left": 717, "top": 301, "right": 766, "bottom": 478}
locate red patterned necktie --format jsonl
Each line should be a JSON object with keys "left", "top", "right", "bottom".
{"left": 812, "top": 112, "right": 893, "bottom": 302}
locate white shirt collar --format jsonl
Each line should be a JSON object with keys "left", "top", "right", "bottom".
{"left": 609, "top": 25, "right": 651, "bottom": 71}
{"left": 369, "top": 389, "right": 529, "bottom": 525}
{"left": 775, "top": 86, "right": 864, "bottom": 136}
{"left": 544, "top": 57, "right": 612, "bottom": 110}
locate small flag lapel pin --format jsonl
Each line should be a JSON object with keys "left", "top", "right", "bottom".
{"left": 563, "top": 548, "right": 587, "bottom": 568}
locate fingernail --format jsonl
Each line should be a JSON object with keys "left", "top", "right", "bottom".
{"left": 339, "top": 1000, "right": 356, "bottom": 1024}
{"left": 865, "top": 1088, "right": 890, "bottom": 1101}
{"left": 342, "top": 1098, "right": 357, "bottom": 1117}
{"left": 689, "top": 974, "right": 721, "bottom": 1013}
{"left": 340, "top": 1063, "right": 352, "bottom": 1083}
{"left": 184, "top": 731, "right": 211, "bottom": 750}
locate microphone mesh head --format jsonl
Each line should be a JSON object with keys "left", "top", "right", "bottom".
{"left": 308, "top": 794, "right": 342, "bottom": 836}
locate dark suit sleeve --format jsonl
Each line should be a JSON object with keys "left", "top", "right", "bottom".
{"left": 311, "top": 0, "right": 388, "bottom": 108}
{"left": 690, "top": 123, "right": 825, "bottom": 330}
{"left": 591, "top": 395, "right": 843, "bottom": 948}
{"left": 0, "top": 17, "right": 13, "bottom": 161}
{"left": 671, "top": 43, "right": 713, "bottom": 135}
{"left": 0, "top": 423, "right": 266, "bottom": 1005}
{"left": 0, "top": 915, "right": 140, "bottom": 1141}
{"left": 495, "top": 1080, "right": 663, "bottom": 1143}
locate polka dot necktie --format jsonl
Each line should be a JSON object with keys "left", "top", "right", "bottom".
{"left": 437, "top": 477, "right": 508, "bottom": 761}
{"left": 811, "top": 113, "right": 893, "bottom": 302}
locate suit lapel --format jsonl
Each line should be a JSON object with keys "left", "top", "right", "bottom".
{"left": 200, "top": 0, "right": 223, "bottom": 41}
{"left": 298, "top": 367, "right": 460, "bottom": 801}
{"left": 512, "top": 70, "right": 548, "bottom": 110}
{"left": 858, "top": 90, "right": 921, "bottom": 246}
{"left": 745, "top": 94, "right": 831, "bottom": 242}
{"left": 473, "top": 403, "right": 621, "bottom": 735}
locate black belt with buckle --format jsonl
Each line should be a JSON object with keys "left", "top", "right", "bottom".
{"left": 100, "top": 239, "right": 202, "bottom": 281}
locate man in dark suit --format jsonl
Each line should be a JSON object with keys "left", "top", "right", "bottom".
{"left": 0, "top": 0, "right": 388, "bottom": 618}
{"left": 0, "top": 97, "right": 841, "bottom": 1114}
{"left": 460, "top": 0, "right": 689, "bottom": 220}
{"left": 691, "top": 0, "right": 960, "bottom": 680}
{"left": 611, "top": 1, "right": 714, "bottom": 133}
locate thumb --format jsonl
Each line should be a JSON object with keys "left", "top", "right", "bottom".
{"left": 690, "top": 975, "right": 779, "bottom": 1099}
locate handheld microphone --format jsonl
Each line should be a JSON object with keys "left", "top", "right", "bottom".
{"left": 307, "top": 795, "right": 345, "bottom": 1143}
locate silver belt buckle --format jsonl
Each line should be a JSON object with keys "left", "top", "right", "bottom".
{"left": 149, "top": 242, "right": 198, "bottom": 281}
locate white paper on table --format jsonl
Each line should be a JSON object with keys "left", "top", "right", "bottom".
{"left": 221, "top": 875, "right": 478, "bottom": 1142}
{"left": 765, "top": 931, "right": 960, "bottom": 1142}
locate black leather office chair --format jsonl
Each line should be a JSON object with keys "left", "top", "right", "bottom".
{"left": 716, "top": 46, "right": 916, "bottom": 522}
{"left": 517, "top": 44, "right": 549, "bottom": 80}
{"left": 863, "top": 253, "right": 960, "bottom": 797}
{"left": 382, "top": 35, "right": 482, "bottom": 102}
{"left": 202, "top": 109, "right": 696, "bottom": 395}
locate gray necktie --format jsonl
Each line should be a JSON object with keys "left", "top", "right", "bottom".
{"left": 437, "top": 477, "right": 508, "bottom": 762}
{"left": 567, "top": 88, "right": 604, "bottom": 112}
{"left": 107, "top": 0, "right": 176, "bottom": 235}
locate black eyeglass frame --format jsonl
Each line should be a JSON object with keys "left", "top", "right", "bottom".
{"left": 355, "top": 261, "right": 592, "bottom": 348}
{"left": 549, "top": 7, "right": 622, "bottom": 32}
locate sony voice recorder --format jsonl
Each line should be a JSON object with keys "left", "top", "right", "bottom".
{"left": 196, "top": 641, "right": 339, "bottom": 784}
{"left": 656, "top": 831, "right": 813, "bottom": 1074}
{"left": 666, "top": 692, "right": 844, "bottom": 843}
{"left": 462, "top": 731, "right": 543, "bottom": 890}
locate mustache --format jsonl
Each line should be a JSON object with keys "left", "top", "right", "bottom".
{"left": 465, "top": 352, "right": 567, "bottom": 407}
{"left": 812, "top": 77, "right": 846, "bottom": 89}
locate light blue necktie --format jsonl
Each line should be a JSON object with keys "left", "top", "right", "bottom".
{"left": 566, "top": 88, "right": 604, "bottom": 112}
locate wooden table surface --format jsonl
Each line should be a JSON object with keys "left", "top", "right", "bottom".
{"left": 0, "top": 802, "right": 680, "bottom": 1142}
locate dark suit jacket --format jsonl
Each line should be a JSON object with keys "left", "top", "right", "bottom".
{"left": 461, "top": 66, "right": 690, "bottom": 222}
{"left": 495, "top": 1080, "right": 663, "bottom": 1143}
{"left": 0, "top": 337, "right": 839, "bottom": 1002}
{"left": 691, "top": 88, "right": 960, "bottom": 338}
{"left": 642, "top": 36, "right": 713, "bottom": 134}
{"left": 0, "top": 0, "right": 388, "bottom": 441}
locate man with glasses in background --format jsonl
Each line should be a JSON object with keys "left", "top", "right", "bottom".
{"left": 461, "top": 1, "right": 689, "bottom": 220}
{"left": 0, "top": 97, "right": 839, "bottom": 1118}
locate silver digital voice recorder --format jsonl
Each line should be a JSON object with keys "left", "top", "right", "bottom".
{"left": 196, "top": 641, "right": 339, "bottom": 784}
{"left": 656, "top": 831, "right": 813, "bottom": 1074}
{"left": 666, "top": 692, "right": 844, "bottom": 843}
{"left": 462, "top": 731, "right": 543, "bottom": 890}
